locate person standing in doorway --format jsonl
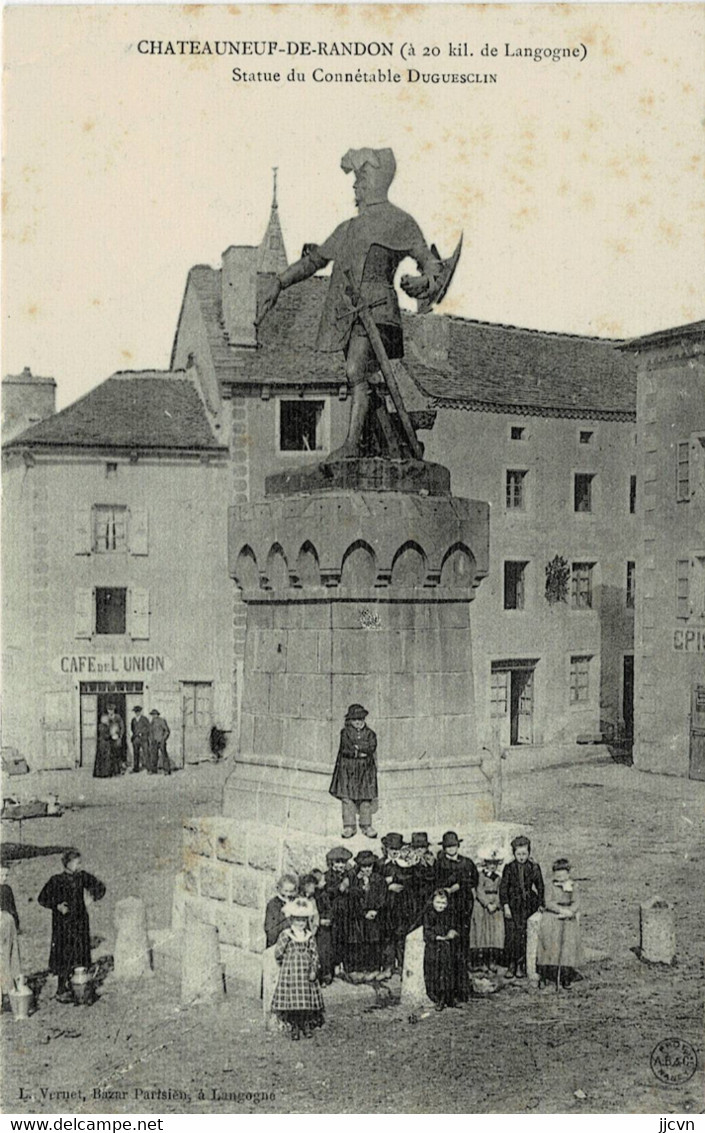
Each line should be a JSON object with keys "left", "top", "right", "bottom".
{"left": 148, "top": 709, "right": 171, "bottom": 775}
{"left": 93, "top": 714, "right": 115, "bottom": 779}
{"left": 37, "top": 850, "right": 105, "bottom": 1003}
{"left": 130, "top": 705, "right": 150, "bottom": 774}
{"left": 329, "top": 704, "right": 378, "bottom": 840}
{"left": 106, "top": 703, "right": 125, "bottom": 775}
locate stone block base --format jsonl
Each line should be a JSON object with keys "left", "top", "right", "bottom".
{"left": 222, "top": 756, "right": 495, "bottom": 836}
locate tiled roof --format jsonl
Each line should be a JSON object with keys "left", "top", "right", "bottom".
{"left": 404, "top": 317, "right": 636, "bottom": 419}
{"left": 4, "top": 373, "right": 227, "bottom": 452}
{"left": 179, "top": 263, "right": 637, "bottom": 418}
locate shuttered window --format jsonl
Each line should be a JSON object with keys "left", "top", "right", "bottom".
{"left": 676, "top": 441, "right": 690, "bottom": 502}
{"left": 129, "top": 588, "right": 150, "bottom": 640}
{"left": 570, "top": 656, "right": 592, "bottom": 704}
{"left": 571, "top": 563, "right": 594, "bottom": 609}
{"left": 94, "top": 506, "right": 127, "bottom": 552}
{"left": 675, "top": 560, "right": 690, "bottom": 619}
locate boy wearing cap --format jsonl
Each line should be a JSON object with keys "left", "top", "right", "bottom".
{"left": 148, "top": 708, "right": 172, "bottom": 775}
{"left": 329, "top": 704, "right": 378, "bottom": 840}
{"left": 324, "top": 847, "right": 354, "bottom": 976}
{"left": 499, "top": 835, "right": 545, "bottom": 979}
{"left": 348, "top": 850, "right": 387, "bottom": 978}
{"left": 434, "top": 831, "right": 479, "bottom": 1000}
{"left": 130, "top": 705, "right": 150, "bottom": 774}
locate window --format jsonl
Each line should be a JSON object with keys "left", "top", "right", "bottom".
{"left": 106, "top": 462, "right": 118, "bottom": 479}
{"left": 676, "top": 441, "right": 690, "bottom": 502}
{"left": 278, "top": 400, "right": 325, "bottom": 452}
{"left": 490, "top": 670, "right": 508, "bottom": 717}
{"left": 510, "top": 426, "right": 525, "bottom": 441}
{"left": 626, "top": 561, "right": 636, "bottom": 609}
{"left": 506, "top": 470, "right": 527, "bottom": 510}
{"left": 94, "top": 506, "right": 127, "bottom": 553}
{"left": 570, "top": 655, "right": 592, "bottom": 704}
{"left": 95, "top": 587, "right": 127, "bottom": 635}
{"left": 693, "top": 555, "right": 705, "bottom": 619}
{"left": 504, "top": 561, "right": 528, "bottom": 610}
{"left": 629, "top": 475, "right": 637, "bottom": 514}
{"left": 579, "top": 430, "right": 593, "bottom": 445}
{"left": 574, "top": 473, "right": 595, "bottom": 513}
{"left": 571, "top": 562, "right": 594, "bottom": 609}
{"left": 675, "top": 560, "right": 690, "bottom": 619}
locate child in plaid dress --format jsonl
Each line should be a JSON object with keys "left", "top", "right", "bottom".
{"left": 272, "top": 897, "right": 324, "bottom": 1040}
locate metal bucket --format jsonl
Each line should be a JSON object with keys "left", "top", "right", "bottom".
{"left": 9, "top": 978, "right": 33, "bottom": 1021}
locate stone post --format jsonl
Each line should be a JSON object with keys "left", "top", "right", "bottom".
{"left": 640, "top": 895, "right": 676, "bottom": 964}
{"left": 181, "top": 915, "right": 226, "bottom": 1004}
{"left": 400, "top": 926, "right": 429, "bottom": 1007}
{"left": 112, "top": 897, "right": 153, "bottom": 981}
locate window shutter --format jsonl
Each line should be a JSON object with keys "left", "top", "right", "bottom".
{"left": 74, "top": 589, "right": 93, "bottom": 638}
{"left": 74, "top": 507, "right": 92, "bottom": 555}
{"left": 130, "top": 507, "right": 149, "bottom": 556}
{"left": 130, "top": 587, "right": 150, "bottom": 640}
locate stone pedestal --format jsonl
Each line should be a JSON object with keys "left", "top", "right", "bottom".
{"left": 177, "top": 463, "right": 490, "bottom": 986}
{"left": 400, "top": 926, "right": 429, "bottom": 1007}
{"left": 226, "top": 484, "right": 489, "bottom": 834}
{"left": 181, "top": 915, "right": 226, "bottom": 1004}
{"left": 640, "top": 896, "right": 676, "bottom": 964}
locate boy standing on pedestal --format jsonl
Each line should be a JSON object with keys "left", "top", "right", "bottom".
{"left": 329, "top": 704, "right": 378, "bottom": 840}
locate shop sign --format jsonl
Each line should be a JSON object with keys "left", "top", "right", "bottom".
{"left": 55, "top": 653, "right": 172, "bottom": 675}
{"left": 673, "top": 628, "right": 705, "bottom": 653}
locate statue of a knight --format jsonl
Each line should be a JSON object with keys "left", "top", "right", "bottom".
{"left": 258, "top": 147, "right": 459, "bottom": 461}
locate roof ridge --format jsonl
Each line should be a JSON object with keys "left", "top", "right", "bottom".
{"left": 421, "top": 311, "right": 627, "bottom": 345}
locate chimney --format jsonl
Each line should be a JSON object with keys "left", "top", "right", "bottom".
{"left": 2, "top": 366, "right": 57, "bottom": 443}
{"left": 221, "top": 245, "right": 259, "bottom": 348}
{"left": 405, "top": 313, "right": 451, "bottom": 367}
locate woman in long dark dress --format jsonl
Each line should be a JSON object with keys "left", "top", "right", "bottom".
{"left": 38, "top": 850, "right": 105, "bottom": 1001}
{"left": 423, "top": 889, "right": 463, "bottom": 1010}
{"left": 93, "top": 714, "right": 115, "bottom": 778}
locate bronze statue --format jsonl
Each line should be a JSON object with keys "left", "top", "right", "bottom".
{"left": 258, "top": 147, "right": 461, "bottom": 461}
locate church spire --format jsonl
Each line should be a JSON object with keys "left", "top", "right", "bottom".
{"left": 257, "top": 167, "right": 288, "bottom": 274}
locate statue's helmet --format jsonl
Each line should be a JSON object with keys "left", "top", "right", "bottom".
{"left": 341, "top": 147, "right": 396, "bottom": 203}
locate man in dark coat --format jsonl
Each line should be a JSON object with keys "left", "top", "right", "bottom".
{"left": 323, "top": 846, "right": 355, "bottom": 974}
{"left": 347, "top": 850, "right": 387, "bottom": 977}
{"left": 499, "top": 835, "right": 545, "bottom": 978}
{"left": 406, "top": 831, "right": 437, "bottom": 932}
{"left": 148, "top": 709, "right": 171, "bottom": 775}
{"left": 433, "top": 831, "right": 478, "bottom": 1001}
{"left": 37, "top": 850, "right": 105, "bottom": 1002}
{"left": 130, "top": 705, "right": 150, "bottom": 773}
{"left": 376, "top": 832, "right": 413, "bottom": 974}
{"left": 329, "top": 704, "right": 378, "bottom": 839}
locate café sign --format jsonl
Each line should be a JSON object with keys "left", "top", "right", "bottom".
{"left": 55, "top": 653, "right": 172, "bottom": 675}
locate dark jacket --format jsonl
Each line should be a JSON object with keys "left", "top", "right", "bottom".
{"left": 37, "top": 869, "right": 105, "bottom": 976}
{"left": 499, "top": 859, "right": 545, "bottom": 920}
{"left": 131, "top": 714, "right": 150, "bottom": 741}
{"left": 264, "top": 895, "right": 289, "bottom": 949}
{"left": 329, "top": 723, "right": 378, "bottom": 802}
{"left": 433, "top": 851, "right": 479, "bottom": 927}
{"left": 0, "top": 883, "right": 19, "bottom": 931}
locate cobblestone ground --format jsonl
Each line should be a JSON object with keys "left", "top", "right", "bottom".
{"left": 2, "top": 756, "right": 703, "bottom": 1115}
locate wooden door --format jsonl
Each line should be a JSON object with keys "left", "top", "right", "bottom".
{"left": 43, "top": 692, "right": 75, "bottom": 770}
{"left": 511, "top": 669, "right": 534, "bottom": 746}
{"left": 689, "top": 683, "right": 705, "bottom": 781}
{"left": 182, "top": 682, "right": 214, "bottom": 764}
{"left": 80, "top": 694, "right": 97, "bottom": 769}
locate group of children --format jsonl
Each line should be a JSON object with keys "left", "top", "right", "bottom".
{"left": 263, "top": 831, "right": 584, "bottom": 1035}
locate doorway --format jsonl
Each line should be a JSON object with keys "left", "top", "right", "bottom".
{"left": 622, "top": 655, "right": 634, "bottom": 744}
{"left": 490, "top": 661, "right": 536, "bottom": 747}
{"left": 690, "top": 682, "right": 705, "bottom": 781}
{"left": 79, "top": 681, "right": 143, "bottom": 768}
{"left": 182, "top": 681, "right": 214, "bottom": 764}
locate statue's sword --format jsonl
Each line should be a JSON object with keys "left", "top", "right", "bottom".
{"left": 342, "top": 269, "right": 424, "bottom": 460}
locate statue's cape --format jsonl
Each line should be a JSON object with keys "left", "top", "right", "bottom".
{"left": 311, "top": 203, "right": 428, "bottom": 354}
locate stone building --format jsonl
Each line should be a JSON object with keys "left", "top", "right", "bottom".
{"left": 620, "top": 321, "right": 705, "bottom": 778}
{"left": 2, "top": 371, "right": 233, "bottom": 770}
